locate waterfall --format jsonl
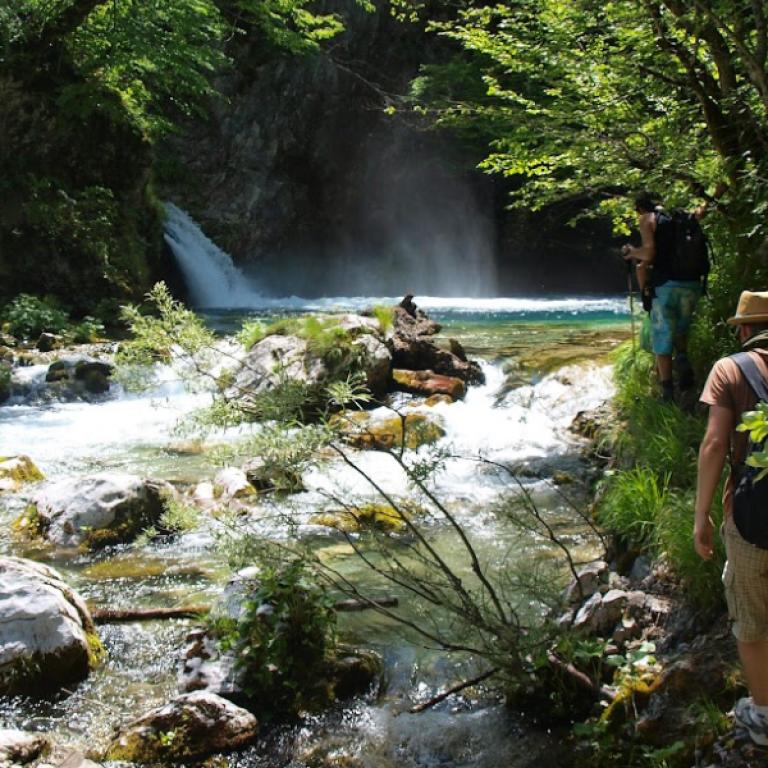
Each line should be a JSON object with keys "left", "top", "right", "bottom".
{"left": 163, "top": 203, "right": 263, "bottom": 308}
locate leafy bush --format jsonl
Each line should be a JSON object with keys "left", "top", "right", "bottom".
{"left": 372, "top": 305, "right": 394, "bottom": 334}
{"left": 237, "top": 320, "right": 267, "bottom": 350}
{"left": 212, "top": 559, "right": 336, "bottom": 717}
{"left": 67, "top": 316, "right": 105, "bottom": 343}
{"left": 2, "top": 294, "right": 69, "bottom": 339}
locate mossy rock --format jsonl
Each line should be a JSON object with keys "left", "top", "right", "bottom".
{"left": 600, "top": 675, "right": 662, "bottom": 729}
{"left": 11, "top": 504, "right": 44, "bottom": 539}
{"left": 45, "top": 361, "right": 70, "bottom": 383}
{"left": 328, "top": 647, "right": 382, "bottom": 700}
{"left": 332, "top": 411, "right": 445, "bottom": 451}
{"left": 104, "top": 691, "right": 259, "bottom": 763}
{"left": 311, "top": 503, "right": 417, "bottom": 533}
{"left": 0, "top": 456, "right": 45, "bottom": 494}
{"left": 0, "top": 557, "right": 103, "bottom": 696}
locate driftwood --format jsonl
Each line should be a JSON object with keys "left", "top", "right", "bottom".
{"left": 409, "top": 667, "right": 498, "bottom": 713}
{"left": 91, "top": 597, "right": 399, "bottom": 624}
{"left": 333, "top": 597, "right": 399, "bottom": 612}
{"left": 92, "top": 605, "right": 210, "bottom": 623}
{"left": 547, "top": 651, "right": 616, "bottom": 703}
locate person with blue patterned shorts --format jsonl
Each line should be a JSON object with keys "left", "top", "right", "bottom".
{"left": 623, "top": 189, "right": 723, "bottom": 402}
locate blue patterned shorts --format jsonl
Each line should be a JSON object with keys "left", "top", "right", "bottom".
{"left": 650, "top": 281, "right": 702, "bottom": 355}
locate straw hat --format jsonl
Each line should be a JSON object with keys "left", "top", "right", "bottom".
{"left": 727, "top": 290, "right": 768, "bottom": 325}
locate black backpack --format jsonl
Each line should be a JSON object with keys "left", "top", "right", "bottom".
{"left": 652, "top": 209, "right": 710, "bottom": 287}
{"left": 731, "top": 353, "right": 768, "bottom": 549}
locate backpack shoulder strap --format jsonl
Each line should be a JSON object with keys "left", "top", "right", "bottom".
{"left": 731, "top": 352, "right": 768, "bottom": 402}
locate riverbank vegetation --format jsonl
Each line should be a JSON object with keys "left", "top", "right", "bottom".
{"left": 0, "top": 0, "right": 360, "bottom": 306}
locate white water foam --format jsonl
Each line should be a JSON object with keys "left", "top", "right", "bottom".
{"left": 302, "top": 361, "right": 614, "bottom": 506}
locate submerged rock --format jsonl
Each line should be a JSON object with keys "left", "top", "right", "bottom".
{"left": 23, "top": 473, "right": 173, "bottom": 549}
{"left": 0, "top": 455, "right": 44, "bottom": 494}
{"left": 0, "top": 557, "right": 102, "bottom": 695}
{"left": 331, "top": 410, "right": 445, "bottom": 451}
{"left": 392, "top": 368, "right": 466, "bottom": 400}
{"left": 0, "top": 730, "right": 50, "bottom": 766}
{"left": 105, "top": 691, "right": 259, "bottom": 763}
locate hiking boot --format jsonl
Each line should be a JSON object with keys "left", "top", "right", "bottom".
{"left": 675, "top": 353, "right": 695, "bottom": 391}
{"left": 660, "top": 380, "right": 674, "bottom": 403}
{"left": 733, "top": 697, "right": 768, "bottom": 746}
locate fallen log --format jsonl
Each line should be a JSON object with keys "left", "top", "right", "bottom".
{"left": 547, "top": 651, "right": 616, "bottom": 703}
{"left": 91, "top": 597, "right": 399, "bottom": 624}
{"left": 334, "top": 597, "right": 399, "bottom": 612}
{"left": 92, "top": 605, "right": 210, "bottom": 623}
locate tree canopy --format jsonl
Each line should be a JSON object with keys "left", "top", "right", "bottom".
{"left": 414, "top": 1, "right": 768, "bottom": 271}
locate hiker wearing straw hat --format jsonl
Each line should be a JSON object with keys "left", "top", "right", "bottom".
{"left": 695, "top": 290, "right": 768, "bottom": 746}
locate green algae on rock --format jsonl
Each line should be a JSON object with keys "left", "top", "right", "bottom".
{"left": 331, "top": 410, "right": 445, "bottom": 451}
{"left": 0, "top": 455, "right": 45, "bottom": 494}
{"left": 105, "top": 691, "right": 259, "bottom": 763}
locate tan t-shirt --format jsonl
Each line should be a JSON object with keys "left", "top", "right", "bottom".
{"left": 700, "top": 349, "right": 768, "bottom": 516}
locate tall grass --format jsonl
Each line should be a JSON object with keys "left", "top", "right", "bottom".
{"left": 597, "top": 343, "right": 725, "bottom": 609}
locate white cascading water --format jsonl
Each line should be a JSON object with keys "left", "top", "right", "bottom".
{"left": 163, "top": 203, "right": 264, "bottom": 308}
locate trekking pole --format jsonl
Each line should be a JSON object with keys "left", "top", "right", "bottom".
{"left": 626, "top": 258, "right": 637, "bottom": 358}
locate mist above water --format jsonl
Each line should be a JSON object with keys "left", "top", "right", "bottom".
{"left": 269, "top": 130, "right": 499, "bottom": 297}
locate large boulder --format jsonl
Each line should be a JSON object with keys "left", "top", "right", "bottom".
{"left": 393, "top": 295, "right": 441, "bottom": 337}
{"left": 104, "top": 691, "right": 259, "bottom": 763}
{"left": 390, "top": 296, "right": 483, "bottom": 385}
{"left": 0, "top": 558, "right": 102, "bottom": 695}
{"left": 229, "top": 324, "right": 391, "bottom": 403}
{"left": 391, "top": 335, "right": 484, "bottom": 384}
{"left": 22, "top": 474, "right": 173, "bottom": 549}
{"left": 0, "top": 455, "right": 44, "bottom": 494}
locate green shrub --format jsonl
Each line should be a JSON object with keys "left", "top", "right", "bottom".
{"left": 237, "top": 320, "right": 267, "bottom": 350}
{"left": 372, "top": 304, "right": 394, "bottom": 334}
{"left": 609, "top": 344, "right": 704, "bottom": 488}
{"left": 600, "top": 342, "right": 725, "bottom": 610}
{"left": 212, "top": 559, "right": 336, "bottom": 717}
{"left": 67, "top": 315, "right": 105, "bottom": 343}
{"left": 2, "top": 294, "right": 69, "bottom": 339}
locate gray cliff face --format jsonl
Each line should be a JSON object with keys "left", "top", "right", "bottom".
{"left": 164, "top": 1, "right": 623, "bottom": 296}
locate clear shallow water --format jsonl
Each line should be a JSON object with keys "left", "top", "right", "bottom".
{"left": 0, "top": 300, "right": 623, "bottom": 765}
